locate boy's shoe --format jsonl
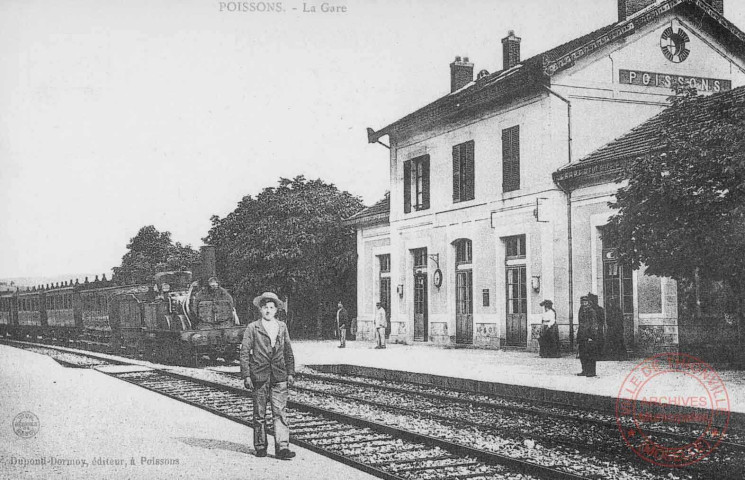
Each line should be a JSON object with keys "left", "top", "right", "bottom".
{"left": 276, "top": 449, "right": 296, "bottom": 460}
{"left": 255, "top": 449, "right": 267, "bottom": 457}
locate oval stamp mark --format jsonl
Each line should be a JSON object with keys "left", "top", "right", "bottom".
{"left": 13, "top": 411, "right": 40, "bottom": 439}
{"left": 616, "top": 353, "right": 730, "bottom": 467}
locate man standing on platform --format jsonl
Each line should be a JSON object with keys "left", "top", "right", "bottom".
{"left": 577, "top": 295, "right": 601, "bottom": 377}
{"left": 588, "top": 293, "right": 606, "bottom": 357}
{"left": 241, "top": 292, "right": 296, "bottom": 460}
{"left": 374, "top": 301, "right": 387, "bottom": 349}
{"left": 336, "top": 301, "right": 348, "bottom": 348}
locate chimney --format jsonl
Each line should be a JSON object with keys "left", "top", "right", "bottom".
{"left": 709, "top": 0, "right": 723, "bottom": 15}
{"left": 450, "top": 56, "right": 474, "bottom": 92}
{"left": 199, "top": 245, "right": 217, "bottom": 284}
{"left": 618, "top": 0, "right": 723, "bottom": 22}
{"left": 618, "top": 0, "right": 655, "bottom": 21}
{"left": 501, "top": 31, "right": 521, "bottom": 70}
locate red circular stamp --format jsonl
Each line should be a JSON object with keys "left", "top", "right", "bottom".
{"left": 616, "top": 353, "right": 730, "bottom": 467}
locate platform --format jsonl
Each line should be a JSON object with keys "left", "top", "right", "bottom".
{"left": 289, "top": 339, "right": 745, "bottom": 416}
{"left": 0, "top": 344, "right": 376, "bottom": 480}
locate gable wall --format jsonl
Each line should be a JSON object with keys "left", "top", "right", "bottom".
{"left": 554, "top": 12, "right": 745, "bottom": 160}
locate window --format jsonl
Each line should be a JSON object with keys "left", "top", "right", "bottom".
{"left": 413, "top": 248, "right": 427, "bottom": 269}
{"left": 455, "top": 239, "right": 472, "bottom": 265}
{"left": 502, "top": 125, "right": 520, "bottom": 192}
{"left": 378, "top": 254, "right": 390, "bottom": 273}
{"left": 403, "top": 155, "right": 430, "bottom": 213}
{"left": 602, "top": 228, "right": 634, "bottom": 315}
{"left": 505, "top": 235, "right": 526, "bottom": 259}
{"left": 453, "top": 140, "right": 475, "bottom": 202}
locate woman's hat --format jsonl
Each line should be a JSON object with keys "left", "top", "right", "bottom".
{"left": 539, "top": 300, "right": 553, "bottom": 307}
{"left": 253, "top": 292, "right": 285, "bottom": 310}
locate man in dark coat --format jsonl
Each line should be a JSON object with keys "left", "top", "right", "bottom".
{"left": 241, "top": 292, "right": 296, "bottom": 460}
{"left": 577, "top": 296, "right": 601, "bottom": 377}
{"left": 193, "top": 276, "right": 238, "bottom": 329}
{"left": 588, "top": 293, "right": 606, "bottom": 358}
{"left": 336, "top": 301, "right": 349, "bottom": 348}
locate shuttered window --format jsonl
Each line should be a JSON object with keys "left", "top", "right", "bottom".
{"left": 452, "top": 141, "right": 475, "bottom": 202}
{"left": 403, "top": 155, "right": 430, "bottom": 213}
{"left": 403, "top": 160, "right": 411, "bottom": 213}
{"left": 502, "top": 126, "right": 520, "bottom": 192}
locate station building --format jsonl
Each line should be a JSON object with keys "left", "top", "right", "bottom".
{"left": 347, "top": 0, "right": 745, "bottom": 354}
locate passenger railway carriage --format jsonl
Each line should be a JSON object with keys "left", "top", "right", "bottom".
{"left": 0, "top": 247, "right": 245, "bottom": 365}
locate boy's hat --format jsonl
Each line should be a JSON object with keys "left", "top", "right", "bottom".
{"left": 253, "top": 292, "right": 285, "bottom": 310}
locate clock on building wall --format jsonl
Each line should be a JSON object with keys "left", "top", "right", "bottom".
{"left": 660, "top": 25, "right": 690, "bottom": 63}
{"left": 433, "top": 269, "right": 443, "bottom": 288}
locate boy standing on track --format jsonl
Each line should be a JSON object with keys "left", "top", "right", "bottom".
{"left": 241, "top": 292, "right": 296, "bottom": 460}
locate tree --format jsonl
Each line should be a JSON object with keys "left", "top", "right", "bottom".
{"left": 205, "top": 176, "right": 364, "bottom": 338}
{"left": 608, "top": 86, "right": 745, "bottom": 353}
{"left": 113, "top": 225, "right": 200, "bottom": 285}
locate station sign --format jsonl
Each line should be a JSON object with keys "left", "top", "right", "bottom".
{"left": 619, "top": 69, "right": 731, "bottom": 92}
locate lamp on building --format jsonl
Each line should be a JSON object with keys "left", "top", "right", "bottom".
{"left": 397, "top": 284, "right": 404, "bottom": 297}
{"left": 531, "top": 275, "right": 541, "bottom": 293}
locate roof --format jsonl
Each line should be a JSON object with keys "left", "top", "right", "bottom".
{"left": 343, "top": 195, "right": 390, "bottom": 228}
{"left": 553, "top": 85, "right": 745, "bottom": 188}
{"left": 368, "top": 0, "right": 745, "bottom": 143}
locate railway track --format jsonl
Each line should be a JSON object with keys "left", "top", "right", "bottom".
{"left": 292, "top": 372, "right": 744, "bottom": 454}
{"left": 0, "top": 333, "right": 238, "bottom": 367}
{"left": 108, "top": 368, "right": 581, "bottom": 480}
{"left": 295, "top": 370, "right": 741, "bottom": 446}
{"left": 6, "top": 340, "right": 741, "bottom": 479}
{"left": 284, "top": 371, "right": 742, "bottom": 479}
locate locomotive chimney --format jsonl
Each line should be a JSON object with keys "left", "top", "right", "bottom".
{"left": 200, "top": 245, "right": 217, "bottom": 284}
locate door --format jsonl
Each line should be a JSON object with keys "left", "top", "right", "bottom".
{"left": 603, "top": 258, "right": 634, "bottom": 348}
{"left": 456, "top": 270, "right": 473, "bottom": 344}
{"left": 414, "top": 273, "right": 428, "bottom": 341}
{"left": 506, "top": 265, "right": 527, "bottom": 346}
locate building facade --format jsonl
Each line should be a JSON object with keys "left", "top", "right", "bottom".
{"left": 348, "top": 0, "right": 745, "bottom": 353}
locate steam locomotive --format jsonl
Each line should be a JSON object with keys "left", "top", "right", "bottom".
{"left": 0, "top": 246, "right": 245, "bottom": 365}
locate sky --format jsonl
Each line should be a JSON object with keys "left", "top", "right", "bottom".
{"left": 1, "top": 0, "right": 745, "bottom": 279}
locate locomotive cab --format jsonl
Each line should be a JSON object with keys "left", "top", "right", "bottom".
{"left": 109, "top": 268, "right": 244, "bottom": 365}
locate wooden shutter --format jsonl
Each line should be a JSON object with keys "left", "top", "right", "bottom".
{"left": 502, "top": 126, "right": 520, "bottom": 192}
{"left": 464, "top": 140, "right": 475, "bottom": 201}
{"left": 421, "top": 156, "right": 430, "bottom": 210}
{"left": 403, "top": 160, "right": 411, "bottom": 213}
{"left": 452, "top": 144, "right": 462, "bottom": 202}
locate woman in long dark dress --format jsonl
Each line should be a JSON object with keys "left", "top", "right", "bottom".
{"left": 539, "top": 300, "right": 561, "bottom": 358}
